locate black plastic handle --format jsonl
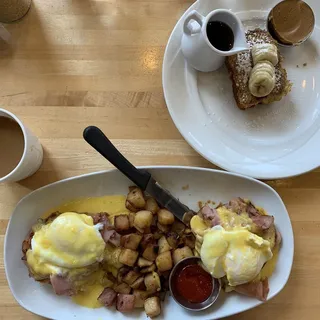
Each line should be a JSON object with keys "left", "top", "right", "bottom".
{"left": 83, "top": 126, "right": 151, "bottom": 190}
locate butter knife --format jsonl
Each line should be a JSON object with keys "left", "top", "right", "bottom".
{"left": 83, "top": 126, "right": 195, "bottom": 225}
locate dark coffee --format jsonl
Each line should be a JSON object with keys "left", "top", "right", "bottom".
{"left": 206, "top": 21, "right": 234, "bottom": 51}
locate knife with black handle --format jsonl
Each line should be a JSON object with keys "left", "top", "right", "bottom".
{"left": 83, "top": 126, "right": 195, "bottom": 225}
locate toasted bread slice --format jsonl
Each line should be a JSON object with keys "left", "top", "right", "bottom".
{"left": 225, "top": 28, "right": 292, "bottom": 110}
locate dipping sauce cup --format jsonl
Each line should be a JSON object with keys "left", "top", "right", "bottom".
{"left": 169, "top": 257, "right": 221, "bottom": 311}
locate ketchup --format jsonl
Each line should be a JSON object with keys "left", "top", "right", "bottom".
{"left": 174, "top": 264, "right": 213, "bottom": 303}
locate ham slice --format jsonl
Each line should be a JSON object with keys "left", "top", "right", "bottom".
{"left": 116, "top": 294, "right": 135, "bottom": 312}
{"left": 251, "top": 215, "right": 274, "bottom": 230}
{"left": 234, "top": 278, "right": 269, "bottom": 302}
{"left": 103, "top": 230, "right": 121, "bottom": 247}
{"left": 50, "top": 275, "right": 75, "bottom": 296}
{"left": 98, "top": 288, "right": 117, "bottom": 307}
{"left": 227, "top": 198, "right": 247, "bottom": 214}
{"left": 199, "top": 205, "right": 220, "bottom": 227}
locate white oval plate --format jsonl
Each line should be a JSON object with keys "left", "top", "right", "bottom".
{"left": 163, "top": 0, "right": 320, "bottom": 179}
{"left": 5, "top": 166, "right": 293, "bottom": 319}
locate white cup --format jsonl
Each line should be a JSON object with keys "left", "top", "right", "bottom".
{"left": 0, "top": 109, "right": 43, "bottom": 183}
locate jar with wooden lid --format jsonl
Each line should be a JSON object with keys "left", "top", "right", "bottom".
{"left": 0, "top": 0, "right": 32, "bottom": 23}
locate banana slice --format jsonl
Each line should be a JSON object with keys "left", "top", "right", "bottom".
{"left": 249, "top": 60, "right": 276, "bottom": 97}
{"left": 251, "top": 43, "right": 278, "bottom": 66}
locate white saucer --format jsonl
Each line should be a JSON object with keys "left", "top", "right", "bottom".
{"left": 163, "top": 0, "right": 320, "bottom": 179}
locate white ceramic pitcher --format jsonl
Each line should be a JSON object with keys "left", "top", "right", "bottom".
{"left": 181, "top": 9, "right": 249, "bottom": 72}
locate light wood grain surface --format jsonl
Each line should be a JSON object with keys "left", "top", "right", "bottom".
{"left": 0, "top": 0, "right": 319, "bottom": 319}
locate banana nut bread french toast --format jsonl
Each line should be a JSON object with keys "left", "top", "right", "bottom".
{"left": 225, "top": 28, "right": 292, "bottom": 110}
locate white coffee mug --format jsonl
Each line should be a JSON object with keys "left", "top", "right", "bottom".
{"left": 0, "top": 108, "right": 43, "bottom": 183}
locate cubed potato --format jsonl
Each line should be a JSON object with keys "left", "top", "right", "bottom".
{"left": 156, "top": 251, "right": 173, "bottom": 272}
{"left": 123, "top": 270, "right": 141, "bottom": 285}
{"left": 128, "top": 212, "right": 136, "bottom": 227}
{"left": 142, "top": 244, "right": 158, "bottom": 262}
{"left": 144, "top": 296, "right": 161, "bottom": 318}
{"left": 138, "top": 257, "right": 153, "bottom": 267}
{"left": 133, "top": 290, "right": 150, "bottom": 308}
{"left": 113, "top": 282, "right": 131, "bottom": 294}
{"left": 166, "top": 232, "right": 179, "bottom": 249}
{"left": 153, "top": 231, "right": 163, "bottom": 240}
{"left": 158, "top": 236, "right": 172, "bottom": 254}
{"left": 182, "top": 233, "right": 196, "bottom": 249}
{"left": 119, "top": 249, "right": 139, "bottom": 267}
{"left": 114, "top": 214, "right": 130, "bottom": 232}
{"left": 171, "top": 220, "right": 186, "bottom": 235}
{"left": 145, "top": 198, "right": 159, "bottom": 214}
{"left": 134, "top": 210, "right": 153, "bottom": 230}
{"left": 130, "top": 276, "right": 145, "bottom": 290}
{"left": 157, "top": 209, "right": 175, "bottom": 225}
{"left": 157, "top": 222, "right": 170, "bottom": 233}
{"left": 121, "top": 234, "right": 142, "bottom": 250}
{"left": 173, "top": 246, "right": 194, "bottom": 265}
{"left": 126, "top": 200, "right": 139, "bottom": 213}
{"left": 144, "top": 272, "right": 161, "bottom": 293}
{"left": 117, "top": 266, "right": 130, "bottom": 283}
{"left": 140, "top": 234, "right": 155, "bottom": 250}
{"left": 140, "top": 264, "right": 156, "bottom": 274}
{"left": 126, "top": 187, "right": 146, "bottom": 210}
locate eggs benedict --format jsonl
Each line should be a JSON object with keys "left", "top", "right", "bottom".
{"left": 23, "top": 212, "right": 107, "bottom": 295}
{"left": 191, "top": 197, "right": 281, "bottom": 301}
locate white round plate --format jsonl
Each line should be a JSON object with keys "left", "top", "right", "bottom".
{"left": 163, "top": 0, "right": 320, "bottom": 179}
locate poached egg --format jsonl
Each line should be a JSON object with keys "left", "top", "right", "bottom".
{"left": 26, "top": 212, "right": 106, "bottom": 278}
{"left": 200, "top": 225, "right": 273, "bottom": 286}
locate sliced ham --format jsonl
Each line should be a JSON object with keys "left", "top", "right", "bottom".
{"left": 103, "top": 230, "right": 121, "bottom": 247}
{"left": 234, "top": 278, "right": 269, "bottom": 302}
{"left": 226, "top": 197, "right": 248, "bottom": 214}
{"left": 251, "top": 215, "right": 274, "bottom": 230}
{"left": 116, "top": 294, "right": 135, "bottom": 312}
{"left": 246, "top": 203, "right": 260, "bottom": 216}
{"left": 50, "top": 275, "right": 75, "bottom": 296}
{"left": 98, "top": 288, "right": 117, "bottom": 307}
{"left": 199, "top": 205, "right": 220, "bottom": 227}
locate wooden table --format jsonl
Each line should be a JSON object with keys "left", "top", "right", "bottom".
{"left": 0, "top": 0, "right": 319, "bottom": 319}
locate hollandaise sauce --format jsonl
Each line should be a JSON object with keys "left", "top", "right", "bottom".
{"left": 42, "top": 195, "right": 128, "bottom": 309}
{"left": 174, "top": 264, "right": 213, "bottom": 303}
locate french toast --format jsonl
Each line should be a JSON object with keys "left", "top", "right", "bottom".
{"left": 225, "top": 28, "right": 292, "bottom": 110}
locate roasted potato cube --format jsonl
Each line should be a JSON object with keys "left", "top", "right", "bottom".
{"left": 182, "top": 233, "right": 196, "bottom": 249}
{"left": 133, "top": 290, "right": 150, "bottom": 308}
{"left": 134, "top": 210, "right": 153, "bottom": 230}
{"left": 145, "top": 198, "right": 159, "bottom": 214}
{"left": 158, "top": 236, "right": 172, "bottom": 254}
{"left": 144, "top": 272, "right": 161, "bottom": 293}
{"left": 114, "top": 214, "right": 130, "bottom": 232}
{"left": 173, "top": 246, "right": 193, "bottom": 265}
{"left": 138, "top": 257, "right": 153, "bottom": 267}
{"left": 140, "top": 234, "right": 155, "bottom": 250}
{"left": 113, "top": 282, "right": 131, "bottom": 294}
{"left": 157, "top": 209, "right": 175, "bottom": 225}
{"left": 156, "top": 251, "right": 173, "bottom": 272}
{"left": 121, "top": 234, "right": 142, "bottom": 250}
{"left": 117, "top": 266, "right": 130, "bottom": 283}
{"left": 144, "top": 296, "right": 161, "bottom": 318}
{"left": 157, "top": 222, "right": 170, "bottom": 233}
{"left": 171, "top": 220, "right": 186, "bottom": 235}
{"left": 142, "top": 244, "right": 158, "bottom": 262}
{"left": 166, "top": 232, "right": 179, "bottom": 249}
{"left": 123, "top": 270, "right": 141, "bottom": 285}
{"left": 119, "top": 249, "right": 139, "bottom": 267}
{"left": 126, "top": 187, "right": 146, "bottom": 210}
{"left": 153, "top": 231, "right": 163, "bottom": 240}
{"left": 126, "top": 201, "right": 138, "bottom": 213}
{"left": 130, "top": 276, "right": 145, "bottom": 290}
{"left": 140, "top": 264, "right": 156, "bottom": 274}
{"left": 128, "top": 212, "right": 136, "bottom": 228}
